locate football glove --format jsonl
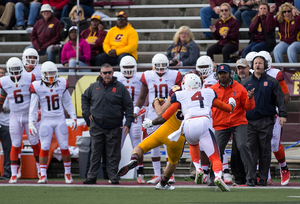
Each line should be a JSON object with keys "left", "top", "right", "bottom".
{"left": 71, "top": 119, "right": 77, "bottom": 131}
{"left": 142, "top": 118, "right": 153, "bottom": 129}
{"left": 29, "top": 121, "right": 37, "bottom": 137}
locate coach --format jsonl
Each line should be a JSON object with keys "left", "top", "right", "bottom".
{"left": 81, "top": 63, "right": 134, "bottom": 184}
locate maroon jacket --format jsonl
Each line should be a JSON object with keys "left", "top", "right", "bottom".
{"left": 212, "top": 16, "right": 239, "bottom": 46}
{"left": 30, "top": 15, "right": 62, "bottom": 51}
{"left": 80, "top": 27, "right": 107, "bottom": 56}
{"left": 209, "top": 0, "right": 234, "bottom": 8}
{"left": 267, "top": 12, "right": 300, "bottom": 44}
{"left": 250, "top": 15, "right": 275, "bottom": 42}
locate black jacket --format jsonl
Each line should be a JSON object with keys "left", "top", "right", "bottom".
{"left": 81, "top": 76, "right": 134, "bottom": 129}
{"left": 243, "top": 72, "right": 287, "bottom": 120}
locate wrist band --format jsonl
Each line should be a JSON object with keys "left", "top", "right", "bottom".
{"left": 134, "top": 106, "right": 140, "bottom": 114}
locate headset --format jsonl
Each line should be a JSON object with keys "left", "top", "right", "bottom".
{"left": 251, "top": 55, "right": 268, "bottom": 70}
{"left": 214, "top": 64, "right": 235, "bottom": 80}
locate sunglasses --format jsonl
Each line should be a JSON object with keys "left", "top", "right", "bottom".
{"left": 102, "top": 71, "right": 112, "bottom": 75}
{"left": 117, "top": 17, "right": 127, "bottom": 21}
{"left": 220, "top": 9, "right": 229, "bottom": 12}
{"left": 283, "top": 10, "right": 292, "bottom": 13}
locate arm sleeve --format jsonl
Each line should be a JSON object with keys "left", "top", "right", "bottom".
{"left": 249, "top": 16, "right": 260, "bottom": 34}
{"left": 62, "top": 90, "right": 77, "bottom": 119}
{"left": 261, "top": 15, "right": 276, "bottom": 33}
{"left": 212, "top": 98, "right": 232, "bottom": 112}
{"left": 29, "top": 93, "right": 39, "bottom": 122}
{"left": 162, "top": 102, "right": 180, "bottom": 120}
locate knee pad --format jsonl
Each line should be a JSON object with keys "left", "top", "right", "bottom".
{"left": 11, "top": 139, "right": 22, "bottom": 148}
{"left": 57, "top": 123, "right": 68, "bottom": 136}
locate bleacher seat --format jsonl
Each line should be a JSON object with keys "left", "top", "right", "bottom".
{"left": 110, "top": 1, "right": 135, "bottom": 6}
{"left": 93, "top": 1, "right": 110, "bottom": 7}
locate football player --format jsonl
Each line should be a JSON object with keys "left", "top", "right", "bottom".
{"left": 114, "top": 56, "right": 145, "bottom": 183}
{"left": 132, "top": 53, "right": 182, "bottom": 184}
{"left": 22, "top": 48, "right": 41, "bottom": 80}
{"left": 28, "top": 61, "right": 77, "bottom": 184}
{"left": 0, "top": 57, "right": 41, "bottom": 183}
{"left": 143, "top": 73, "right": 236, "bottom": 191}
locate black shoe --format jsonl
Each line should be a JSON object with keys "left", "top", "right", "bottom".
{"left": 257, "top": 179, "right": 267, "bottom": 186}
{"left": 83, "top": 178, "right": 97, "bottom": 184}
{"left": 0, "top": 174, "right": 10, "bottom": 180}
{"left": 109, "top": 180, "right": 119, "bottom": 184}
{"left": 117, "top": 160, "right": 138, "bottom": 176}
{"left": 12, "top": 25, "right": 25, "bottom": 30}
{"left": 246, "top": 179, "right": 255, "bottom": 187}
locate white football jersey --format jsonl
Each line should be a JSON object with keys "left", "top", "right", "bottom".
{"left": 23, "top": 66, "right": 41, "bottom": 81}
{"left": 114, "top": 72, "right": 142, "bottom": 106}
{"left": 0, "top": 72, "right": 35, "bottom": 113}
{"left": 203, "top": 72, "right": 218, "bottom": 88}
{"left": 172, "top": 88, "right": 217, "bottom": 120}
{"left": 266, "top": 67, "right": 283, "bottom": 81}
{"left": 141, "top": 70, "right": 182, "bottom": 119}
{"left": 30, "top": 77, "right": 75, "bottom": 118}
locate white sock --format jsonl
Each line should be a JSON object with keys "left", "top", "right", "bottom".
{"left": 11, "top": 165, "right": 18, "bottom": 176}
{"left": 36, "top": 162, "right": 40, "bottom": 174}
{"left": 279, "top": 161, "right": 287, "bottom": 168}
{"left": 193, "top": 162, "right": 201, "bottom": 171}
{"left": 64, "top": 161, "right": 71, "bottom": 174}
{"left": 268, "top": 168, "right": 271, "bottom": 180}
{"left": 40, "top": 164, "right": 47, "bottom": 177}
{"left": 152, "top": 161, "right": 161, "bottom": 177}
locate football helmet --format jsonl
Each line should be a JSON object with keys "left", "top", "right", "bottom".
{"left": 152, "top": 53, "right": 169, "bottom": 74}
{"left": 245, "top": 51, "right": 257, "bottom": 68}
{"left": 196, "top": 56, "right": 214, "bottom": 77}
{"left": 119, "top": 56, "right": 137, "bottom": 78}
{"left": 22, "top": 48, "right": 39, "bottom": 68}
{"left": 6, "top": 57, "right": 23, "bottom": 84}
{"left": 182, "top": 73, "right": 202, "bottom": 90}
{"left": 256, "top": 51, "right": 272, "bottom": 70}
{"left": 41, "top": 61, "right": 58, "bottom": 85}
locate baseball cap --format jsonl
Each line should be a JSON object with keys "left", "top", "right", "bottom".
{"left": 40, "top": 4, "right": 53, "bottom": 13}
{"left": 117, "top": 11, "right": 128, "bottom": 18}
{"left": 91, "top": 15, "right": 101, "bottom": 21}
{"left": 236, "top": 58, "right": 249, "bottom": 67}
{"left": 216, "top": 64, "right": 231, "bottom": 73}
{"left": 69, "top": 26, "right": 77, "bottom": 32}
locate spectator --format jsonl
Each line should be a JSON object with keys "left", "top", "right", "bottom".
{"left": 27, "top": 4, "right": 62, "bottom": 63}
{"left": 210, "top": 64, "right": 256, "bottom": 186}
{"left": 81, "top": 63, "right": 134, "bottom": 185}
{"left": 12, "top": 0, "right": 42, "bottom": 30}
{"left": 42, "top": 0, "right": 68, "bottom": 20}
{"left": 207, "top": 3, "right": 239, "bottom": 63}
{"left": 61, "top": 5, "right": 89, "bottom": 42}
{"left": 95, "top": 11, "right": 138, "bottom": 67}
{"left": 81, "top": 14, "right": 107, "bottom": 66}
{"left": 234, "top": 0, "right": 267, "bottom": 28}
{"left": 167, "top": 26, "right": 199, "bottom": 67}
{"left": 60, "top": 0, "right": 94, "bottom": 21}
{"left": 242, "top": 3, "right": 276, "bottom": 57}
{"left": 0, "top": 67, "right": 11, "bottom": 180}
{"left": 0, "top": 0, "right": 17, "bottom": 30}
{"left": 243, "top": 55, "right": 288, "bottom": 186}
{"left": 267, "top": 3, "right": 300, "bottom": 63}
{"left": 61, "top": 26, "right": 91, "bottom": 72}
{"left": 28, "top": 61, "right": 77, "bottom": 184}
{"left": 200, "top": 0, "right": 237, "bottom": 39}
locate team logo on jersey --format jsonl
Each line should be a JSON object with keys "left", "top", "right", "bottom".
{"left": 48, "top": 24, "right": 54, "bottom": 28}
{"left": 219, "top": 27, "right": 229, "bottom": 35}
{"left": 233, "top": 91, "right": 236, "bottom": 96}
{"left": 112, "top": 87, "right": 116, "bottom": 92}
{"left": 114, "top": 34, "right": 123, "bottom": 42}
{"left": 264, "top": 81, "right": 268, "bottom": 86}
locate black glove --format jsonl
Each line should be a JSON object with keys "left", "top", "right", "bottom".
{"left": 51, "top": 6, "right": 57, "bottom": 12}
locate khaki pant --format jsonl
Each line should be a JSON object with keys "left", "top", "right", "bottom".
{"left": 0, "top": 2, "right": 15, "bottom": 26}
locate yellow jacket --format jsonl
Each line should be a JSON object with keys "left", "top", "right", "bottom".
{"left": 103, "top": 23, "right": 138, "bottom": 60}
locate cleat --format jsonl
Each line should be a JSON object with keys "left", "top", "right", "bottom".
{"left": 65, "top": 174, "right": 73, "bottom": 184}
{"left": 214, "top": 177, "right": 230, "bottom": 192}
{"left": 117, "top": 160, "right": 138, "bottom": 177}
{"left": 223, "top": 173, "right": 232, "bottom": 184}
{"left": 267, "top": 178, "right": 273, "bottom": 185}
{"left": 9, "top": 176, "right": 17, "bottom": 184}
{"left": 169, "top": 174, "right": 175, "bottom": 184}
{"left": 156, "top": 182, "right": 175, "bottom": 190}
{"left": 137, "top": 174, "right": 146, "bottom": 184}
{"left": 195, "top": 169, "right": 204, "bottom": 184}
{"left": 203, "top": 173, "right": 210, "bottom": 184}
{"left": 281, "top": 170, "right": 290, "bottom": 186}
{"left": 17, "top": 165, "right": 21, "bottom": 179}
{"left": 147, "top": 175, "right": 161, "bottom": 184}
{"left": 37, "top": 175, "right": 47, "bottom": 184}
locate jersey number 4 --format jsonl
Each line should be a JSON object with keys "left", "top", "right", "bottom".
{"left": 46, "top": 94, "right": 60, "bottom": 111}
{"left": 191, "top": 91, "right": 204, "bottom": 108}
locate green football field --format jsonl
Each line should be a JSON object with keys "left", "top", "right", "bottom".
{"left": 1, "top": 178, "right": 300, "bottom": 204}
